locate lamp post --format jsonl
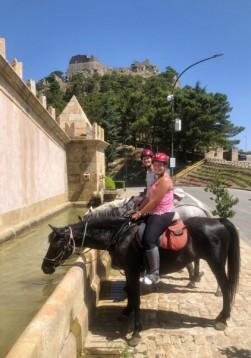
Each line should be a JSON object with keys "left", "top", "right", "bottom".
{"left": 167, "top": 53, "right": 223, "bottom": 177}
{"left": 124, "top": 135, "right": 133, "bottom": 187}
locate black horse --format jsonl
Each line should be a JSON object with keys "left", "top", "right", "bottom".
{"left": 41, "top": 211, "right": 240, "bottom": 347}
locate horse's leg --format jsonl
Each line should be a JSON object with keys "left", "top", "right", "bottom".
{"left": 186, "top": 263, "right": 197, "bottom": 288}
{"left": 186, "top": 260, "right": 204, "bottom": 287}
{"left": 193, "top": 259, "right": 204, "bottom": 281}
{"left": 124, "top": 266, "right": 143, "bottom": 347}
{"left": 207, "top": 261, "right": 230, "bottom": 330}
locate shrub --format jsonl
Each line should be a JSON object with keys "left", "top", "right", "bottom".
{"left": 105, "top": 176, "right": 116, "bottom": 190}
{"left": 114, "top": 180, "right": 125, "bottom": 189}
{"left": 204, "top": 170, "right": 239, "bottom": 218}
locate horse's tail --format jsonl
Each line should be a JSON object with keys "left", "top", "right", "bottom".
{"left": 220, "top": 218, "right": 240, "bottom": 302}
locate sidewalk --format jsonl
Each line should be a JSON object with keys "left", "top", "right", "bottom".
{"left": 83, "top": 188, "right": 251, "bottom": 357}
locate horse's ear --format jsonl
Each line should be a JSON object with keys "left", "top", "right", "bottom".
{"left": 48, "top": 224, "right": 58, "bottom": 231}
{"left": 86, "top": 207, "right": 93, "bottom": 215}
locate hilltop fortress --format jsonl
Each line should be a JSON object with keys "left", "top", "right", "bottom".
{"left": 67, "top": 55, "right": 160, "bottom": 77}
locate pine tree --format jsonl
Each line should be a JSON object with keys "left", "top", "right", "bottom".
{"left": 204, "top": 170, "right": 239, "bottom": 218}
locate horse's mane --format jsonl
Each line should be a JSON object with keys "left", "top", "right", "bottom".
{"left": 49, "top": 214, "right": 132, "bottom": 243}
{"left": 82, "top": 198, "right": 133, "bottom": 221}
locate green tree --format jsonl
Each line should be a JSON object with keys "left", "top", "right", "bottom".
{"left": 37, "top": 67, "right": 245, "bottom": 159}
{"left": 36, "top": 71, "right": 66, "bottom": 116}
{"left": 204, "top": 170, "right": 239, "bottom": 218}
{"left": 172, "top": 83, "right": 244, "bottom": 159}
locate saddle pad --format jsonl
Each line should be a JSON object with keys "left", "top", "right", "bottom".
{"left": 160, "top": 220, "right": 188, "bottom": 251}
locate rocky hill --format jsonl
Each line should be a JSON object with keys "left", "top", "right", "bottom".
{"left": 67, "top": 55, "right": 160, "bottom": 78}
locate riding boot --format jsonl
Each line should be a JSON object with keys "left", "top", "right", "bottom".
{"left": 143, "top": 247, "right": 160, "bottom": 285}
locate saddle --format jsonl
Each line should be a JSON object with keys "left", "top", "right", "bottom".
{"left": 135, "top": 219, "right": 188, "bottom": 251}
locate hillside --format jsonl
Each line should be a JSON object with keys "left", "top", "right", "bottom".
{"left": 175, "top": 161, "right": 251, "bottom": 190}
{"left": 107, "top": 147, "right": 251, "bottom": 190}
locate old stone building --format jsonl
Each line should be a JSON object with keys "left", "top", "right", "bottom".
{"left": 67, "top": 54, "right": 160, "bottom": 77}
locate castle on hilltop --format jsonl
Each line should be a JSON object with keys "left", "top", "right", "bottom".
{"left": 67, "top": 55, "right": 160, "bottom": 77}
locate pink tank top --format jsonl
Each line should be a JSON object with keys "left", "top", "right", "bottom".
{"left": 147, "top": 181, "right": 175, "bottom": 215}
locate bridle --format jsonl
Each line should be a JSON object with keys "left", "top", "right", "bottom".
{"left": 43, "top": 226, "right": 76, "bottom": 266}
{"left": 43, "top": 217, "right": 134, "bottom": 267}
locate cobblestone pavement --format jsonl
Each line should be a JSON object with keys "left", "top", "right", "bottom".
{"left": 83, "top": 188, "right": 251, "bottom": 358}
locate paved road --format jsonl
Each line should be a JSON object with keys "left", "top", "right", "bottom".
{"left": 182, "top": 186, "right": 251, "bottom": 247}
{"left": 122, "top": 186, "right": 251, "bottom": 247}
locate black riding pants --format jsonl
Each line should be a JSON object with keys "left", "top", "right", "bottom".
{"left": 143, "top": 212, "right": 175, "bottom": 250}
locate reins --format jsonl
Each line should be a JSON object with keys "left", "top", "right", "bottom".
{"left": 46, "top": 217, "right": 133, "bottom": 268}
{"left": 76, "top": 218, "right": 133, "bottom": 265}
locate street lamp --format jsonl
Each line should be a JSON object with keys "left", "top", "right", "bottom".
{"left": 167, "top": 53, "right": 224, "bottom": 177}
{"left": 124, "top": 135, "right": 133, "bottom": 187}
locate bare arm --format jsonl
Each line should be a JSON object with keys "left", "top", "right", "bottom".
{"left": 132, "top": 176, "right": 173, "bottom": 219}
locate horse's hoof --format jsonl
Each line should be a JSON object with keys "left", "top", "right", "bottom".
{"left": 215, "top": 289, "right": 222, "bottom": 297}
{"left": 194, "top": 271, "right": 204, "bottom": 282}
{"left": 215, "top": 321, "right": 227, "bottom": 331}
{"left": 128, "top": 335, "right": 141, "bottom": 347}
{"left": 187, "top": 281, "right": 196, "bottom": 289}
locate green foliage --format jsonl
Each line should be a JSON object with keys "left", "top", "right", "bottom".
{"left": 105, "top": 176, "right": 116, "bottom": 189}
{"left": 114, "top": 180, "right": 125, "bottom": 188}
{"left": 36, "top": 71, "right": 66, "bottom": 116}
{"left": 204, "top": 170, "right": 239, "bottom": 218}
{"left": 37, "top": 67, "right": 245, "bottom": 156}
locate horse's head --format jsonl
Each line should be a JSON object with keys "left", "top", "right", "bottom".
{"left": 41, "top": 224, "right": 75, "bottom": 274}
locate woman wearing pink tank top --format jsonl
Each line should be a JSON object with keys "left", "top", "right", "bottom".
{"left": 131, "top": 152, "right": 176, "bottom": 285}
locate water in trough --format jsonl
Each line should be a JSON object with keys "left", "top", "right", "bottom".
{"left": 0, "top": 206, "right": 85, "bottom": 357}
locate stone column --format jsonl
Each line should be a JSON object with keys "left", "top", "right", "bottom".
{"left": 27, "top": 79, "right": 36, "bottom": 95}
{"left": 0, "top": 38, "right": 6, "bottom": 59}
{"left": 11, "top": 58, "right": 23, "bottom": 79}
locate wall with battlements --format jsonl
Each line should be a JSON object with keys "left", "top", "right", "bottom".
{"left": 0, "top": 39, "right": 107, "bottom": 243}
{"left": 0, "top": 39, "right": 70, "bottom": 241}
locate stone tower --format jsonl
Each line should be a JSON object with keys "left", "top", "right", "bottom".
{"left": 57, "top": 96, "right": 108, "bottom": 203}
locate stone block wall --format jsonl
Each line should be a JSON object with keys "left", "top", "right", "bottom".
{"left": 67, "top": 140, "right": 106, "bottom": 203}
{"left": 0, "top": 38, "right": 107, "bottom": 242}
{"left": 6, "top": 250, "right": 111, "bottom": 358}
{"left": 0, "top": 40, "right": 70, "bottom": 242}
{"left": 205, "top": 147, "right": 241, "bottom": 162}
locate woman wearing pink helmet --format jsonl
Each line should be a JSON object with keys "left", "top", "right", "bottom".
{"left": 131, "top": 152, "right": 176, "bottom": 285}
{"left": 140, "top": 149, "right": 155, "bottom": 192}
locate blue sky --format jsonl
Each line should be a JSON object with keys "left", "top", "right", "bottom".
{"left": 1, "top": 0, "right": 250, "bottom": 151}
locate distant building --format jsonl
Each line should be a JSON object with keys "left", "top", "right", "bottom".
{"left": 67, "top": 55, "right": 160, "bottom": 78}
{"left": 67, "top": 54, "right": 111, "bottom": 77}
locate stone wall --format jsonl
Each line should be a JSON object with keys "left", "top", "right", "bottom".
{"left": 6, "top": 250, "right": 111, "bottom": 358}
{"left": 67, "top": 55, "right": 111, "bottom": 77}
{"left": 206, "top": 158, "right": 251, "bottom": 169}
{"left": 57, "top": 96, "right": 107, "bottom": 203}
{"left": 205, "top": 147, "right": 239, "bottom": 161}
{"left": 0, "top": 42, "right": 70, "bottom": 242}
{"left": 0, "top": 38, "right": 107, "bottom": 242}
{"left": 67, "top": 54, "right": 160, "bottom": 78}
